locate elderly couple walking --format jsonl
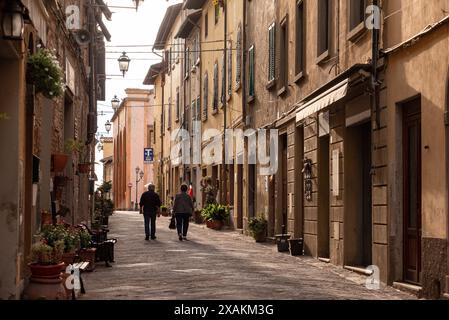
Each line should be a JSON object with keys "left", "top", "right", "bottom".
{"left": 139, "top": 184, "right": 194, "bottom": 241}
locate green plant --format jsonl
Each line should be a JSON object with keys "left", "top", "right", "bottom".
{"left": 160, "top": 205, "right": 168, "bottom": 211}
{"left": 0, "top": 112, "right": 9, "bottom": 120}
{"left": 64, "top": 139, "right": 91, "bottom": 164}
{"left": 78, "top": 229, "right": 92, "bottom": 249}
{"left": 201, "top": 204, "right": 229, "bottom": 222}
{"left": 41, "top": 224, "right": 79, "bottom": 253}
{"left": 30, "top": 240, "right": 64, "bottom": 265}
{"left": 248, "top": 217, "right": 268, "bottom": 236}
{"left": 27, "top": 48, "right": 64, "bottom": 99}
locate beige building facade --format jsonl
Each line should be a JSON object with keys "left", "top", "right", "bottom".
{"left": 145, "top": 0, "right": 449, "bottom": 298}
{"left": 112, "top": 89, "right": 154, "bottom": 210}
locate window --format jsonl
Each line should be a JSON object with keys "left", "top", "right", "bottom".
{"left": 236, "top": 24, "right": 242, "bottom": 89}
{"left": 191, "top": 100, "right": 196, "bottom": 122}
{"left": 147, "top": 125, "right": 154, "bottom": 147}
{"left": 268, "top": 22, "right": 276, "bottom": 83}
{"left": 193, "top": 33, "right": 200, "bottom": 66}
{"left": 248, "top": 45, "right": 255, "bottom": 98}
{"left": 160, "top": 112, "right": 164, "bottom": 136}
{"left": 227, "top": 40, "right": 232, "bottom": 97}
{"left": 213, "top": 62, "right": 219, "bottom": 111}
{"left": 350, "top": 0, "right": 365, "bottom": 31}
{"left": 221, "top": 53, "right": 225, "bottom": 105}
{"left": 185, "top": 47, "right": 190, "bottom": 78}
{"left": 176, "top": 87, "right": 180, "bottom": 122}
{"left": 167, "top": 97, "right": 172, "bottom": 130}
{"left": 203, "top": 72, "right": 209, "bottom": 120}
{"left": 295, "top": 0, "right": 305, "bottom": 77}
{"left": 215, "top": 4, "right": 220, "bottom": 24}
{"left": 318, "top": 0, "right": 330, "bottom": 58}
{"left": 196, "top": 96, "right": 201, "bottom": 121}
{"left": 279, "top": 16, "right": 288, "bottom": 90}
{"left": 205, "top": 13, "right": 209, "bottom": 38}
{"left": 153, "top": 121, "right": 156, "bottom": 142}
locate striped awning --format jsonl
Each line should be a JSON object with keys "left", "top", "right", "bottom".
{"left": 296, "top": 79, "right": 349, "bottom": 122}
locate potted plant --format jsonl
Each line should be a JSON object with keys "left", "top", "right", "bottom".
{"left": 0, "top": 112, "right": 9, "bottom": 121}
{"left": 160, "top": 205, "right": 169, "bottom": 217}
{"left": 193, "top": 209, "right": 203, "bottom": 224}
{"left": 54, "top": 175, "right": 69, "bottom": 188}
{"left": 248, "top": 217, "right": 268, "bottom": 242}
{"left": 27, "top": 48, "right": 65, "bottom": 100}
{"left": 51, "top": 154, "right": 69, "bottom": 173}
{"left": 65, "top": 139, "right": 91, "bottom": 174}
{"left": 78, "top": 228, "right": 96, "bottom": 271}
{"left": 201, "top": 204, "right": 230, "bottom": 230}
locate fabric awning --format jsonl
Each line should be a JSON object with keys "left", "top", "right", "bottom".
{"left": 296, "top": 79, "right": 349, "bottom": 122}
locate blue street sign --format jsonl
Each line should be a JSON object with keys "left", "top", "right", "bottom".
{"left": 144, "top": 148, "right": 154, "bottom": 163}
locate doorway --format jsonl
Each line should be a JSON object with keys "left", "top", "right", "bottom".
{"left": 318, "top": 135, "right": 330, "bottom": 259}
{"left": 402, "top": 97, "right": 422, "bottom": 284}
{"left": 345, "top": 121, "right": 372, "bottom": 267}
{"left": 248, "top": 164, "right": 256, "bottom": 219}
{"left": 236, "top": 164, "right": 243, "bottom": 229}
{"left": 280, "top": 134, "right": 288, "bottom": 234}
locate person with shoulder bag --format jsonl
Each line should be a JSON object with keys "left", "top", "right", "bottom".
{"left": 172, "top": 184, "right": 194, "bottom": 241}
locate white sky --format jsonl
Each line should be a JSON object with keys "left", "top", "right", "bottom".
{"left": 95, "top": 0, "right": 182, "bottom": 186}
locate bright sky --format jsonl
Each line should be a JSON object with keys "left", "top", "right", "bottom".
{"left": 95, "top": 0, "right": 182, "bottom": 186}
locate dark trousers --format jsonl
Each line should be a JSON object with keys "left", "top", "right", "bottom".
{"left": 175, "top": 213, "right": 190, "bottom": 237}
{"left": 144, "top": 213, "right": 157, "bottom": 238}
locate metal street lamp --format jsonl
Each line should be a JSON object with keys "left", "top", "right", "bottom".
{"left": 111, "top": 95, "right": 120, "bottom": 111}
{"left": 105, "top": 120, "right": 112, "bottom": 134}
{"left": 118, "top": 52, "right": 131, "bottom": 77}
{"left": 2, "top": 1, "right": 25, "bottom": 40}
{"left": 135, "top": 166, "right": 144, "bottom": 210}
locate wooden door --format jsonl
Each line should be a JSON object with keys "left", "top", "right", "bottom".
{"left": 403, "top": 98, "right": 422, "bottom": 284}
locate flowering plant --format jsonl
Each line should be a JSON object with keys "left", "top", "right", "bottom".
{"left": 27, "top": 48, "right": 65, "bottom": 99}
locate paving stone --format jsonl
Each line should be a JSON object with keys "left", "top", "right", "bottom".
{"left": 81, "top": 211, "right": 415, "bottom": 300}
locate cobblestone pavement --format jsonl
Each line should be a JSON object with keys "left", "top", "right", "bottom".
{"left": 81, "top": 211, "right": 415, "bottom": 300}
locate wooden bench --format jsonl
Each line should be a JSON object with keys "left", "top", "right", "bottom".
{"left": 68, "top": 261, "right": 89, "bottom": 300}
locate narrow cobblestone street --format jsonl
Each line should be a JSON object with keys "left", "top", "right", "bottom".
{"left": 81, "top": 212, "right": 414, "bottom": 300}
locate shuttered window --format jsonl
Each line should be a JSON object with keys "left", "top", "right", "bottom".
{"left": 213, "top": 62, "right": 219, "bottom": 111}
{"left": 236, "top": 24, "right": 242, "bottom": 89}
{"left": 185, "top": 47, "right": 190, "bottom": 78}
{"left": 248, "top": 45, "right": 255, "bottom": 98}
{"left": 196, "top": 96, "right": 201, "bottom": 121}
{"left": 221, "top": 53, "right": 225, "bottom": 105}
{"left": 268, "top": 23, "right": 276, "bottom": 83}
{"left": 176, "top": 87, "right": 180, "bottom": 121}
{"left": 296, "top": 0, "right": 305, "bottom": 76}
{"left": 227, "top": 40, "right": 232, "bottom": 97}
{"left": 203, "top": 72, "right": 208, "bottom": 120}
{"left": 167, "top": 97, "right": 172, "bottom": 130}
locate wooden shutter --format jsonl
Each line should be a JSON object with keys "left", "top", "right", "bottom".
{"left": 228, "top": 40, "right": 232, "bottom": 97}
{"left": 249, "top": 46, "right": 255, "bottom": 97}
{"left": 203, "top": 72, "right": 208, "bottom": 120}
{"left": 213, "top": 62, "right": 218, "bottom": 110}
{"left": 221, "top": 53, "right": 225, "bottom": 104}
{"left": 236, "top": 24, "right": 242, "bottom": 88}
{"left": 268, "top": 23, "right": 276, "bottom": 82}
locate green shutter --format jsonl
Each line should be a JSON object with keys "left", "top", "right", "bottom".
{"left": 249, "top": 46, "right": 255, "bottom": 97}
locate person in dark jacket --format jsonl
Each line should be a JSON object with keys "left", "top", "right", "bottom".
{"left": 173, "top": 184, "right": 194, "bottom": 241}
{"left": 139, "top": 184, "right": 162, "bottom": 241}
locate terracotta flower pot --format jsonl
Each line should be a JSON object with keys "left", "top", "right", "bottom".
{"left": 51, "top": 154, "right": 69, "bottom": 172}
{"left": 28, "top": 262, "right": 65, "bottom": 278}
{"left": 62, "top": 252, "right": 76, "bottom": 266}
{"left": 206, "top": 220, "right": 223, "bottom": 230}
{"left": 253, "top": 232, "right": 267, "bottom": 243}
{"left": 78, "top": 163, "right": 90, "bottom": 174}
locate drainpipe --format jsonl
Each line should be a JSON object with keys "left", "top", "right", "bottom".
{"left": 222, "top": 1, "right": 228, "bottom": 204}
{"left": 372, "top": 0, "right": 380, "bottom": 130}
{"left": 445, "top": 66, "right": 449, "bottom": 293}
{"left": 242, "top": 0, "right": 247, "bottom": 125}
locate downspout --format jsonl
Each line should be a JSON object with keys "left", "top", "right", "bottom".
{"left": 445, "top": 65, "right": 449, "bottom": 293}
{"left": 242, "top": 0, "right": 247, "bottom": 126}
{"left": 222, "top": 1, "right": 228, "bottom": 204}
{"left": 372, "top": 0, "right": 380, "bottom": 130}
